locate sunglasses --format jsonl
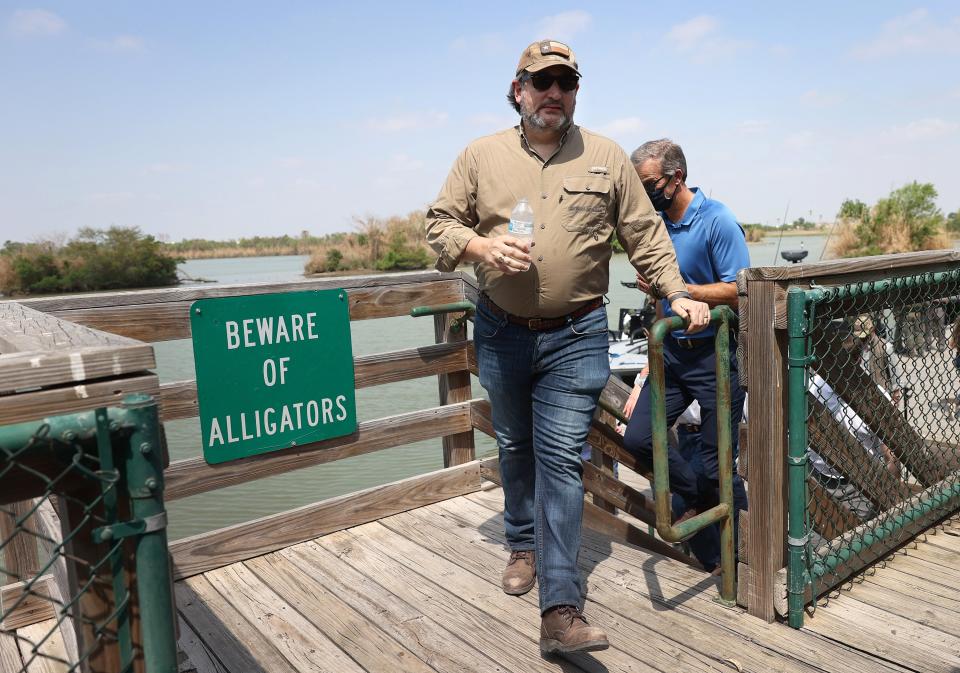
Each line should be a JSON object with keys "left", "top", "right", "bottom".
{"left": 524, "top": 72, "right": 579, "bottom": 92}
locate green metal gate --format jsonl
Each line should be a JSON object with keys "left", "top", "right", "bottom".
{"left": 786, "top": 269, "right": 960, "bottom": 627}
{"left": 0, "top": 394, "right": 177, "bottom": 672}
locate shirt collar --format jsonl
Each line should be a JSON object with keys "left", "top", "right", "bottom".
{"left": 664, "top": 187, "right": 705, "bottom": 229}
{"left": 516, "top": 123, "right": 577, "bottom": 157}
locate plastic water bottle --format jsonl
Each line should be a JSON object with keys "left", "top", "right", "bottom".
{"left": 508, "top": 198, "right": 535, "bottom": 239}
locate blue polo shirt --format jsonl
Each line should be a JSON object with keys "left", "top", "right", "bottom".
{"left": 660, "top": 188, "right": 750, "bottom": 339}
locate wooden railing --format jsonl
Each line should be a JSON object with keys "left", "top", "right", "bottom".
{"left": 2, "top": 269, "right": 701, "bottom": 621}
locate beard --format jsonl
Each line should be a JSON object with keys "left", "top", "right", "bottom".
{"left": 520, "top": 98, "right": 574, "bottom": 132}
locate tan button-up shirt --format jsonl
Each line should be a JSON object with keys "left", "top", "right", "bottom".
{"left": 426, "top": 125, "right": 687, "bottom": 318}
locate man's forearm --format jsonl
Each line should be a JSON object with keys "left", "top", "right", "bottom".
{"left": 687, "top": 281, "right": 738, "bottom": 308}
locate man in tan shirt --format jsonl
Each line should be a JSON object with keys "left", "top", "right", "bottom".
{"left": 426, "top": 39, "right": 708, "bottom": 655}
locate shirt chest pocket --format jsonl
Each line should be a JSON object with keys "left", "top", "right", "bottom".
{"left": 561, "top": 176, "right": 610, "bottom": 233}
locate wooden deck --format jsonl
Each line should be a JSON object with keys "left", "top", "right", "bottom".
{"left": 169, "top": 487, "right": 960, "bottom": 673}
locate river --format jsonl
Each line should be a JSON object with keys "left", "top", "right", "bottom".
{"left": 160, "top": 234, "right": 938, "bottom": 539}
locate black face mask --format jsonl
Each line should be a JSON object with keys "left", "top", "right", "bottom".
{"left": 646, "top": 181, "right": 674, "bottom": 212}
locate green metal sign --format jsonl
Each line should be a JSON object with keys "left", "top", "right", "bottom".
{"left": 190, "top": 290, "right": 356, "bottom": 465}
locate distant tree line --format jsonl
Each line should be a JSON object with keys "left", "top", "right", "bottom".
{"left": 0, "top": 227, "right": 180, "bottom": 295}
{"left": 831, "top": 182, "right": 953, "bottom": 257}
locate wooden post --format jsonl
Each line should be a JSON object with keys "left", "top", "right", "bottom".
{"left": 434, "top": 313, "right": 475, "bottom": 467}
{"left": 0, "top": 501, "right": 40, "bottom": 584}
{"left": 589, "top": 444, "right": 618, "bottom": 514}
{"left": 745, "top": 279, "right": 789, "bottom": 622}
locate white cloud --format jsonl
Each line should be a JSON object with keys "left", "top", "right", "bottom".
{"left": 536, "top": 10, "right": 592, "bottom": 41}
{"left": 361, "top": 111, "right": 448, "bottom": 132}
{"left": 8, "top": 9, "right": 66, "bottom": 36}
{"left": 784, "top": 131, "right": 816, "bottom": 151}
{"left": 800, "top": 89, "right": 841, "bottom": 108}
{"left": 467, "top": 113, "right": 516, "bottom": 129}
{"left": 596, "top": 117, "right": 646, "bottom": 136}
{"left": 890, "top": 118, "right": 959, "bottom": 141}
{"left": 664, "top": 15, "right": 748, "bottom": 61}
{"left": 146, "top": 162, "right": 188, "bottom": 174}
{"left": 450, "top": 32, "right": 506, "bottom": 55}
{"left": 666, "top": 15, "right": 718, "bottom": 50}
{"left": 91, "top": 34, "right": 144, "bottom": 52}
{"left": 737, "top": 120, "right": 770, "bottom": 135}
{"left": 86, "top": 191, "right": 136, "bottom": 204}
{"left": 850, "top": 9, "right": 960, "bottom": 60}
{"left": 387, "top": 154, "right": 424, "bottom": 172}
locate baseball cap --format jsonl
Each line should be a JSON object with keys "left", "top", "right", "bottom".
{"left": 515, "top": 39, "right": 580, "bottom": 77}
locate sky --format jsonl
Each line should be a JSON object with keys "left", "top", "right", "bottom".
{"left": 2, "top": 2, "right": 959, "bottom": 243}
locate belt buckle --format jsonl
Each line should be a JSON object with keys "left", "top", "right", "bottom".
{"left": 528, "top": 318, "right": 542, "bottom": 330}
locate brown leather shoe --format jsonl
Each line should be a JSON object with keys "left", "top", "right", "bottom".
{"left": 540, "top": 605, "right": 609, "bottom": 655}
{"left": 501, "top": 549, "right": 535, "bottom": 595}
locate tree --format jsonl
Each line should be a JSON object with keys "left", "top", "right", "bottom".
{"left": 830, "top": 182, "right": 950, "bottom": 257}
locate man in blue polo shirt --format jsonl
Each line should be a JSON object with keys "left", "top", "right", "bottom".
{"left": 622, "top": 139, "right": 749, "bottom": 561}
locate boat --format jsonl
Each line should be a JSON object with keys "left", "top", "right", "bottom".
{"left": 608, "top": 285, "right": 655, "bottom": 385}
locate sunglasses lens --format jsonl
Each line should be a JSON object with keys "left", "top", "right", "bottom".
{"left": 529, "top": 73, "right": 578, "bottom": 91}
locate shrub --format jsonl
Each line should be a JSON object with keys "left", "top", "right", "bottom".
{"left": 829, "top": 182, "right": 951, "bottom": 258}
{"left": 0, "top": 227, "right": 181, "bottom": 295}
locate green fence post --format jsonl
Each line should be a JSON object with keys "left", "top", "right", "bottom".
{"left": 786, "top": 286, "right": 811, "bottom": 628}
{"left": 121, "top": 394, "right": 178, "bottom": 673}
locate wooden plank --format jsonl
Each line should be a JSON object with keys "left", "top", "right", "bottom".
{"left": 876, "top": 553, "right": 960, "bottom": 589}
{"left": 57, "top": 494, "right": 121, "bottom": 673}
{"left": 277, "top": 541, "right": 506, "bottom": 673}
{"left": 202, "top": 565, "right": 365, "bottom": 673}
{"left": 807, "top": 476, "right": 862, "bottom": 540}
{"left": 31, "top": 501, "right": 77, "bottom": 668}
{"left": 176, "top": 615, "right": 227, "bottom": 673}
{"left": 176, "top": 577, "right": 293, "bottom": 673}
{"left": 0, "top": 374, "right": 159, "bottom": 427}
{"left": 588, "top": 444, "right": 618, "bottom": 514}
{"left": 0, "top": 502, "right": 39, "bottom": 584}
{"left": 0, "top": 301, "right": 144, "bottom": 353}
{"left": 158, "top": 341, "right": 470, "bottom": 421}
{"left": 433, "top": 313, "right": 474, "bottom": 467}
{"left": 0, "top": 630, "right": 22, "bottom": 673}
{"left": 20, "top": 271, "right": 465, "bottom": 312}
{"left": 405, "top": 502, "right": 822, "bottom": 673}
{"left": 170, "top": 461, "right": 481, "bottom": 579}
{"left": 813, "top": 352, "right": 957, "bottom": 486}
{"left": 335, "top": 524, "right": 651, "bottom": 673}
{"left": 244, "top": 555, "right": 437, "bottom": 673}
{"left": 803, "top": 592, "right": 960, "bottom": 673}
{"left": 35, "top": 280, "right": 466, "bottom": 342}
{"left": 164, "top": 401, "right": 473, "bottom": 501}
{"left": 0, "top": 345, "right": 154, "bottom": 395}
{"left": 1, "top": 577, "right": 55, "bottom": 631}
{"left": 736, "top": 423, "right": 748, "bottom": 480}
{"left": 16, "top": 619, "right": 69, "bottom": 673}
{"left": 463, "top": 488, "right": 910, "bottom": 673}
{"left": 581, "top": 460, "right": 656, "bottom": 527}
{"left": 807, "top": 396, "right": 914, "bottom": 510}
{"left": 376, "top": 513, "right": 735, "bottom": 673}
{"left": 738, "top": 511, "right": 749, "bottom": 561}
{"left": 745, "top": 279, "right": 789, "bottom": 621}
{"left": 740, "top": 249, "right": 960, "bottom": 282}
{"left": 841, "top": 579, "right": 960, "bottom": 638}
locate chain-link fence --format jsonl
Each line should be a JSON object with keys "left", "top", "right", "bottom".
{"left": 786, "top": 269, "right": 960, "bottom": 627}
{"left": 0, "top": 396, "right": 177, "bottom": 672}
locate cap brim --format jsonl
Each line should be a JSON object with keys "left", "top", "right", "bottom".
{"left": 522, "top": 61, "right": 580, "bottom": 76}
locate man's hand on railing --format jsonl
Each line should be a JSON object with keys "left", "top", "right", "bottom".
{"left": 669, "top": 296, "right": 711, "bottom": 334}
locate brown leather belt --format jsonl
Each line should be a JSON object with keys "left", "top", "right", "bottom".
{"left": 479, "top": 293, "right": 603, "bottom": 331}
{"left": 674, "top": 336, "right": 712, "bottom": 350}
{"left": 678, "top": 423, "right": 701, "bottom": 433}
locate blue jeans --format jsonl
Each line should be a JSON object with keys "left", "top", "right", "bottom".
{"left": 475, "top": 302, "right": 610, "bottom": 613}
{"left": 622, "top": 337, "right": 746, "bottom": 510}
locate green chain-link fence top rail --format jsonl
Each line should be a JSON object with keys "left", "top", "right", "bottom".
{"left": 800, "top": 270, "right": 960, "bottom": 610}
{"left": 1, "top": 412, "right": 132, "bottom": 672}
